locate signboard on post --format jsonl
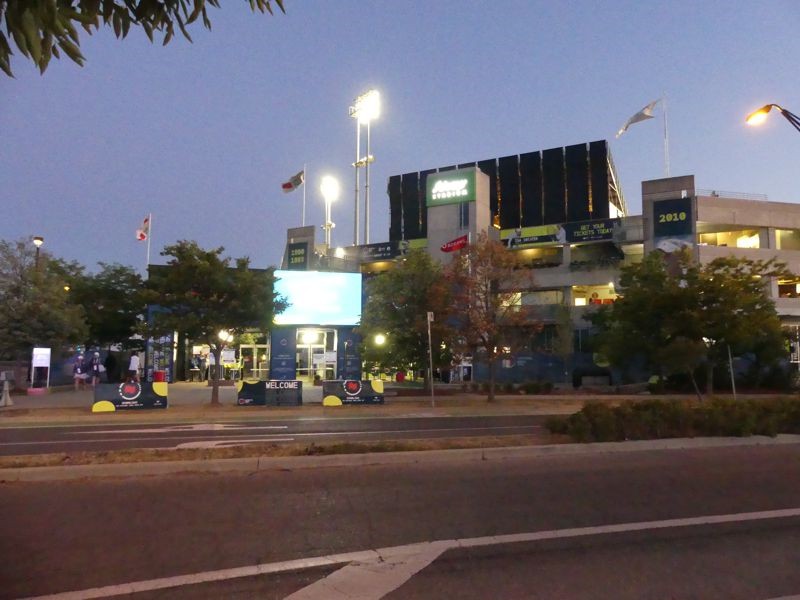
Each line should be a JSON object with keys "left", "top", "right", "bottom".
{"left": 31, "top": 347, "right": 51, "bottom": 388}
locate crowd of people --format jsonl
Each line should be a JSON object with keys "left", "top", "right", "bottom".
{"left": 72, "top": 351, "right": 142, "bottom": 391}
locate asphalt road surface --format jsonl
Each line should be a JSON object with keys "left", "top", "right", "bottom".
{"left": 0, "top": 415, "right": 547, "bottom": 455}
{"left": 2, "top": 443, "right": 800, "bottom": 599}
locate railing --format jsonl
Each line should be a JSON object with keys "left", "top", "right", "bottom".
{"left": 696, "top": 189, "right": 768, "bottom": 201}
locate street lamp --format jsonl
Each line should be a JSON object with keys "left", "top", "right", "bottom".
{"left": 32, "top": 236, "right": 43, "bottom": 270}
{"left": 349, "top": 89, "right": 381, "bottom": 246}
{"left": 374, "top": 333, "right": 386, "bottom": 346}
{"left": 746, "top": 103, "right": 800, "bottom": 133}
{"left": 320, "top": 175, "right": 340, "bottom": 250}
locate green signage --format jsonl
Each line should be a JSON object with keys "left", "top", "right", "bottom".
{"left": 426, "top": 168, "right": 477, "bottom": 207}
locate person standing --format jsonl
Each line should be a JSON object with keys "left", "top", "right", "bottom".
{"left": 103, "top": 352, "right": 117, "bottom": 383}
{"left": 73, "top": 354, "right": 87, "bottom": 391}
{"left": 89, "top": 352, "right": 102, "bottom": 387}
{"left": 127, "top": 353, "right": 140, "bottom": 382}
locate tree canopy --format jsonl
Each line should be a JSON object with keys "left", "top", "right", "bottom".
{"left": 446, "top": 233, "right": 539, "bottom": 401}
{"left": 0, "top": 238, "right": 87, "bottom": 363}
{"left": 1, "top": 0, "right": 285, "bottom": 76}
{"left": 359, "top": 249, "right": 456, "bottom": 389}
{"left": 69, "top": 262, "right": 145, "bottom": 350}
{"left": 590, "top": 249, "right": 792, "bottom": 395}
{"left": 145, "top": 240, "right": 286, "bottom": 404}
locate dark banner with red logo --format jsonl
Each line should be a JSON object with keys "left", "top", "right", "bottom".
{"left": 322, "top": 380, "right": 385, "bottom": 404}
{"left": 93, "top": 381, "right": 168, "bottom": 409}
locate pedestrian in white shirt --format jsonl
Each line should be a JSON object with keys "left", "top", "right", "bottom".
{"left": 127, "top": 353, "right": 140, "bottom": 382}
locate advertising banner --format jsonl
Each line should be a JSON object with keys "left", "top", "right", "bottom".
{"left": 503, "top": 218, "right": 623, "bottom": 249}
{"left": 440, "top": 234, "right": 469, "bottom": 252}
{"left": 357, "top": 241, "right": 401, "bottom": 262}
{"left": 322, "top": 379, "right": 385, "bottom": 405}
{"left": 237, "top": 380, "right": 303, "bottom": 406}
{"left": 653, "top": 197, "right": 694, "bottom": 252}
{"left": 338, "top": 329, "right": 361, "bottom": 380}
{"left": 269, "top": 327, "right": 297, "bottom": 380}
{"left": 92, "top": 381, "right": 168, "bottom": 411}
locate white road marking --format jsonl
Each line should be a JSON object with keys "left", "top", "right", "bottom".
{"left": 70, "top": 424, "right": 290, "bottom": 434}
{"left": 0, "top": 425, "right": 540, "bottom": 449}
{"left": 284, "top": 541, "right": 451, "bottom": 600}
{"left": 175, "top": 438, "right": 295, "bottom": 449}
{"left": 19, "top": 506, "right": 800, "bottom": 600}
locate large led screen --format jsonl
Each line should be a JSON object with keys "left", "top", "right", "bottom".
{"left": 273, "top": 270, "right": 362, "bottom": 325}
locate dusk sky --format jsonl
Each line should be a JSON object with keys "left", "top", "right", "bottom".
{"left": 1, "top": 1, "right": 798, "bottom": 274}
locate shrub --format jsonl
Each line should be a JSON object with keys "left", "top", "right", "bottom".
{"left": 558, "top": 397, "right": 800, "bottom": 442}
{"left": 522, "top": 381, "right": 540, "bottom": 394}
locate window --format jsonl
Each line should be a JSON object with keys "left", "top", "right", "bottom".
{"left": 459, "top": 202, "right": 470, "bottom": 229}
{"left": 698, "top": 229, "right": 760, "bottom": 249}
{"left": 777, "top": 230, "right": 800, "bottom": 251}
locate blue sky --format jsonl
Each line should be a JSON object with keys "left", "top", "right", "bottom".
{"left": 1, "top": 0, "right": 798, "bottom": 273}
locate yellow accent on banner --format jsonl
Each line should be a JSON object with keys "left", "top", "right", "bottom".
{"left": 323, "top": 395, "right": 343, "bottom": 407}
{"left": 501, "top": 224, "right": 560, "bottom": 240}
{"left": 236, "top": 381, "right": 244, "bottom": 392}
{"left": 91, "top": 400, "right": 116, "bottom": 413}
{"left": 152, "top": 382, "right": 168, "bottom": 397}
{"left": 371, "top": 380, "right": 384, "bottom": 394}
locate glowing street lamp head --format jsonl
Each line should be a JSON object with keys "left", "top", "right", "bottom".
{"left": 352, "top": 89, "right": 381, "bottom": 124}
{"left": 32, "top": 235, "right": 44, "bottom": 248}
{"left": 746, "top": 104, "right": 774, "bottom": 126}
{"left": 374, "top": 333, "right": 386, "bottom": 346}
{"left": 320, "top": 175, "right": 340, "bottom": 203}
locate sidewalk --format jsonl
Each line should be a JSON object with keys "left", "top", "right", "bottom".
{"left": 0, "top": 381, "right": 603, "bottom": 426}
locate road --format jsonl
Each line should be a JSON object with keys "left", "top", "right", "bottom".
{"left": 2, "top": 443, "right": 800, "bottom": 598}
{"left": 0, "top": 415, "right": 547, "bottom": 455}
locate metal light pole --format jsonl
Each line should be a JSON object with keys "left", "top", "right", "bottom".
{"left": 320, "top": 175, "right": 340, "bottom": 250}
{"left": 32, "top": 236, "right": 43, "bottom": 270}
{"left": 349, "top": 89, "right": 380, "bottom": 246}
{"left": 746, "top": 103, "right": 800, "bottom": 133}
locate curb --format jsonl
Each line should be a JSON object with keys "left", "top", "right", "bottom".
{"left": 3, "top": 434, "right": 800, "bottom": 482}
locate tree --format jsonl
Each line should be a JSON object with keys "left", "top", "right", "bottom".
{"left": 69, "top": 263, "right": 145, "bottom": 350}
{"left": 145, "top": 240, "right": 286, "bottom": 405}
{"left": 1, "top": 0, "right": 285, "bottom": 76}
{"left": 590, "top": 249, "right": 791, "bottom": 396}
{"left": 446, "top": 233, "right": 539, "bottom": 401}
{"left": 359, "top": 249, "right": 456, "bottom": 391}
{"left": 690, "top": 255, "right": 790, "bottom": 394}
{"left": 0, "top": 239, "right": 87, "bottom": 382}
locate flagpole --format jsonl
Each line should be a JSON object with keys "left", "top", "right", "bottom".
{"left": 302, "top": 163, "right": 307, "bottom": 227}
{"left": 146, "top": 212, "right": 152, "bottom": 278}
{"left": 662, "top": 96, "right": 671, "bottom": 177}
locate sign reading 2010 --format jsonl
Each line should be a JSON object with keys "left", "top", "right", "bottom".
{"left": 653, "top": 197, "right": 693, "bottom": 238}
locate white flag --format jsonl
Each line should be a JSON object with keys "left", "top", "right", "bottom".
{"left": 616, "top": 99, "right": 661, "bottom": 138}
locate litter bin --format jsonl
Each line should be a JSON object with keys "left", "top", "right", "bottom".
{"left": 153, "top": 370, "right": 167, "bottom": 382}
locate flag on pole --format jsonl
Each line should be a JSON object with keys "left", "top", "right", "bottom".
{"left": 440, "top": 234, "right": 469, "bottom": 253}
{"left": 136, "top": 215, "right": 150, "bottom": 241}
{"left": 281, "top": 170, "right": 305, "bottom": 193}
{"left": 616, "top": 99, "right": 661, "bottom": 138}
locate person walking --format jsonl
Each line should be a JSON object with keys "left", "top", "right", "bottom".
{"left": 127, "top": 353, "right": 140, "bottom": 382}
{"left": 73, "top": 354, "right": 87, "bottom": 391}
{"left": 89, "top": 352, "right": 102, "bottom": 387}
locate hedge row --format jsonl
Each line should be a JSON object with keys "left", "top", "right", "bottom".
{"left": 545, "top": 398, "right": 800, "bottom": 442}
